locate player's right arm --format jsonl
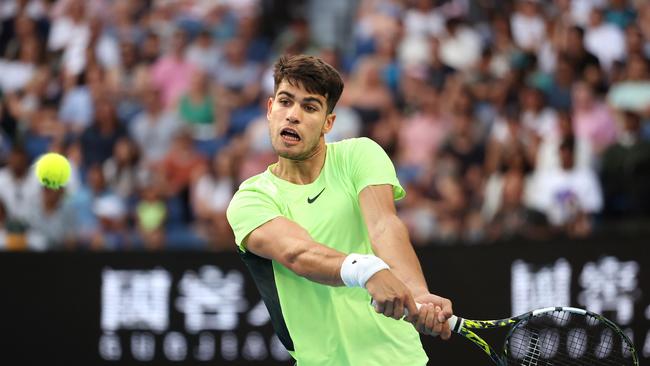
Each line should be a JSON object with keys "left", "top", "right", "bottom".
{"left": 244, "top": 216, "right": 419, "bottom": 320}
{"left": 245, "top": 216, "right": 344, "bottom": 286}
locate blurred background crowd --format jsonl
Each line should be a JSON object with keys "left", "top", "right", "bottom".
{"left": 0, "top": 0, "right": 649, "bottom": 251}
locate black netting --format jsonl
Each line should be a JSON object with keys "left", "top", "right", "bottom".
{"left": 505, "top": 310, "right": 636, "bottom": 366}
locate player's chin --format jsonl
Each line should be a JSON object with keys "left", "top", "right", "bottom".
{"left": 273, "top": 142, "right": 304, "bottom": 157}
{"left": 277, "top": 149, "right": 306, "bottom": 160}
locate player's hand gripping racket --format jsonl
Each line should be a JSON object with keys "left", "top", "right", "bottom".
{"left": 373, "top": 301, "right": 639, "bottom": 365}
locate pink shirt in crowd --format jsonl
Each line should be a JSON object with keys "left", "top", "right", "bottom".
{"left": 573, "top": 103, "right": 617, "bottom": 153}
{"left": 398, "top": 112, "right": 450, "bottom": 167}
{"left": 150, "top": 56, "right": 197, "bottom": 108}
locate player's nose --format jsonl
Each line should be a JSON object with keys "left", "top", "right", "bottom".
{"left": 286, "top": 104, "right": 302, "bottom": 124}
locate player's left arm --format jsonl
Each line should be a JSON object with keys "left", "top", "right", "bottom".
{"left": 359, "top": 184, "right": 452, "bottom": 338}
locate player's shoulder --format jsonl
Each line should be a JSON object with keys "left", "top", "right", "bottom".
{"left": 227, "top": 169, "right": 283, "bottom": 223}
{"left": 236, "top": 170, "right": 276, "bottom": 195}
{"left": 328, "top": 137, "right": 380, "bottom": 155}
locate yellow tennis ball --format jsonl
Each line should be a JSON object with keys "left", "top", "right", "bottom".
{"left": 35, "top": 153, "right": 71, "bottom": 189}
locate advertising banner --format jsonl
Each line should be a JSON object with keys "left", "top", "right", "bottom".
{"left": 1, "top": 239, "right": 647, "bottom": 365}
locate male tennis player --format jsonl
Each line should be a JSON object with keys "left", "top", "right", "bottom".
{"left": 227, "top": 54, "right": 453, "bottom": 365}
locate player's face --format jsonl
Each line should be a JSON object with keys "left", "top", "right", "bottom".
{"left": 267, "top": 80, "right": 335, "bottom": 160}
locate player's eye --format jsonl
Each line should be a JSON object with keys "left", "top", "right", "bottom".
{"left": 278, "top": 99, "right": 291, "bottom": 106}
{"left": 304, "top": 105, "right": 318, "bottom": 113}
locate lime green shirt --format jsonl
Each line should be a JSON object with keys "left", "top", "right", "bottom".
{"left": 227, "top": 137, "right": 428, "bottom": 366}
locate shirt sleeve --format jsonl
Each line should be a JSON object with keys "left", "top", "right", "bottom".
{"left": 226, "top": 188, "right": 283, "bottom": 251}
{"left": 347, "top": 137, "right": 405, "bottom": 200}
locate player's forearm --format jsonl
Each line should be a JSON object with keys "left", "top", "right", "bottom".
{"left": 246, "top": 217, "right": 389, "bottom": 289}
{"left": 369, "top": 215, "right": 430, "bottom": 297}
{"left": 279, "top": 238, "right": 347, "bottom": 286}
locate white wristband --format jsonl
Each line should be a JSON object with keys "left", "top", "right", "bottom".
{"left": 340, "top": 253, "right": 390, "bottom": 288}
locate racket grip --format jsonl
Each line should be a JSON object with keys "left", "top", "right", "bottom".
{"left": 371, "top": 300, "right": 460, "bottom": 333}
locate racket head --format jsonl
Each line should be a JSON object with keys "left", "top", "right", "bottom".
{"left": 503, "top": 306, "right": 638, "bottom": 366}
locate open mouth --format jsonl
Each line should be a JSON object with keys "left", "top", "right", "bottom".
{"left": 280, "top": 127, "right": 301, "bottom": 142}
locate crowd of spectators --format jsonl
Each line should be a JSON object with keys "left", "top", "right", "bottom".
{"left": 1, "top": 0, "right": 649, "bottom": 250}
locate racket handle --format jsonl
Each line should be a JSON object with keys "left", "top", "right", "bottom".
{"left": 371, "top": 300, "right": 461, "bottom": 333}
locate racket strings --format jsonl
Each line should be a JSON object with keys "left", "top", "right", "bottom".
{"left": 505, "top": 310, "right": 635, "bottom": 365}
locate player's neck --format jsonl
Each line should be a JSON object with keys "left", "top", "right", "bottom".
{"left": 273, "top": 143, "right": 327, "bottom": 185}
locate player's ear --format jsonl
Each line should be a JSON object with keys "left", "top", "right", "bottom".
{"left": 322, "top": 112, "right": 336, "bottom": 134}
{"left": 266, "top": 97, "right": 274, "bottom": 120}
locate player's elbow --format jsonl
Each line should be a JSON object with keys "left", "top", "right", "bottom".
{"left": 368, "top": 214, "right": 407, "bottom": 244}
{"left": 278, "top": 240, "right": 311, "bottom": 276}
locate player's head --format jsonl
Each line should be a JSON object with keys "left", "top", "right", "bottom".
{"left": 268, "top": 54, "right": 344, "bottom": 160}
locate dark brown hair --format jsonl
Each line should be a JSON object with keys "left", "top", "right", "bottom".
{"left": 273, "top": 54, "right": 344, "bottom": 114}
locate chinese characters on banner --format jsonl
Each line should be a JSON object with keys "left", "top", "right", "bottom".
{"left": 512, "top": 256, "right": 648, "bottom": 359}
{"left": 99, "top": 266, "right": 291, "bottom": 362}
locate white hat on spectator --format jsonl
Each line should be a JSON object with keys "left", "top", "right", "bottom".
{"left": 93, "top": 195, "right": 126, "bottom": 219}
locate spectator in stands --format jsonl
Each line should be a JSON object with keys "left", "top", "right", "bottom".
{"left": 134, "top": 179, "right": 167, "bottom": 250}
{"left": 0, "top": 146, "right": 41, "bottom": 225}
{"left": 484, "top": 141, "right": 532, "bottom": 222}
{"left": 372, "top": 34, "right": 401, "bottom": 94}
{"left": 606, "top": 45, "right": 650, "bottom": 114}
{"left": 67, "top": 162, "right": 111, "bottom": 245}
{"left": 214, "top": 37, "right": 261, "bottom": 135}
{"left": 342, "top": 56, "right": 395, "bottom": 137}
{"left": 529, "top": 137, "right": 603, "bottom": 237}
{"left": 178, "top": 69, "right": 227, "bottom": 157}
{"left": 510, "top": 0, "right": 547, "bottom": 52}
{"left": 0, "top": 0, "right": 48, "bottom": 58}
{"left": 271, "top": 17, "right": 319, "bottom": 58}
{"left": 487, "top": 13, "right": 516, "bottom": 79}
{"left": 149, "top": 28, "right": 196, "bottom": 108}
{"left": 431, "top": 111, "right": 487, "bottom": 243}
{"left": 3, "top": 66, "right": 52, "bottom": 145}
{"left": 600, "top": 110, "right": 650, "bottom": 217}
{"left": 485, "top": 104, "right": 536, "bottom": 176}
{"left": 638, "top": 2, "right": 650, "bottom": 45}
{"left": 139, "top": 31, "right": 161, "bottom": 65}
{"left": 397, "top": 182, "right": 438, "bottom": 247}
{"left": 79, "top": 96, "right": 128, "bottom": 169}
{"left": 108, "top": 41, "right": 149, "bottom": 122}
{"left": 409, "top": 0, "right": 446, "bottom": 37}
{"left": 58, "top": 72, "right": 94, "bottom": 136}
{"left": 546, "top": 55, "right": 575, "bottom": 111}
{"left": 47, "top": 0, "right": 91, "bottom": 77}
{"left": 90, "top": 193, "right": 130, "bottom": 250}
{"left": 186, "top": 29, "right": 222, "bottom": 74}
{"left": 485, "top": 168, "right": 550, "bottom": 241}
{"left": 23, "top": 100, "right": 65, "bottom": 160}
{"left": 438, "top": 17, "right": 482, "bottom": 71}
{"left": 429, "top": 174, "right": 467, "bottom": 244}
{"left": 520, "top": 86, "right": 558, "bottom": 143}
{"left": 325, "top": 98, "right": 362, "bottom": 143}
{"left": 605, "top": 0, "right": 637, "bottom": 29}
{"left": 129, "top": 86, "right": 182, "bottom": 166}
{"left": 563, "top": 26, "right": 601, "bottom": 77}
{"left": 536, "top": 110, "right": 593, "bottom": 172}
{"left": 0, "top": 15, "right": 42, "bottom": 93}
{"left": 102, "top": 137, "right": 140, "bottom": 200}
{"left": 105, "top": 0, "right": 145, "bottom": 45}
{"left": 572, "top": 81, "right": 618, "bottom": 153}
{"left": 155, "top": 130, "right": 206, "bottom": 223}
{"left": 26, "top": 186, "right": 77, "bottom": 250}
{"left": 1, "top": 0, "right": 649, "bottom": 248}
{"left": 191, "top": 149, "right": 236, "bottom": 250}
{"left": 396, "top": 84, "right": 450, "bottom": 183}
{"left": 584, "top": 7, "right": 626, "bottom": 71}
{"left": 438, "top": 112, "right": 486, "bottom": 183}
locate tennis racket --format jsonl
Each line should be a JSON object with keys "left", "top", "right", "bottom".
{"left": 373, "top": 301, "right": 639, "bottom": 365}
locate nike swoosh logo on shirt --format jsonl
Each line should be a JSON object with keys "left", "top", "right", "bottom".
{"left": 307, "top": 187, "right": 326, "bottom": 204}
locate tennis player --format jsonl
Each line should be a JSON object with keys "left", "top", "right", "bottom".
{"left": 227, "top": 54, "right": 453, "bottom": 365}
